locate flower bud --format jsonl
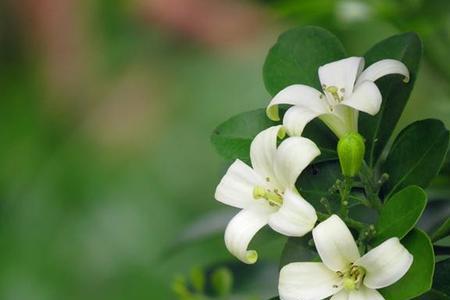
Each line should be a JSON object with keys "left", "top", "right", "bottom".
{"left": 337, "top": 132, "right": 365, "bottom": 177}
{"left": 211, "top": 267, "right": 233, "bottom": 297}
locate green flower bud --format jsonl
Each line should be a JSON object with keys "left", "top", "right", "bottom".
{"left": 211, "top": 267, "right": 233, "bottom": 297}
{"left": 337, "top": 132, "right": 365, "bottom": 177}
{"left": 190, "top": 267, "right": 205, "bottom": 293}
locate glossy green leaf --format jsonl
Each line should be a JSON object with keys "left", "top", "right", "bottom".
{"left": 440, "top": 152, "right": 450, "bottom": 177}
{"left": 372, "top": 186, "right": 427, "bottom": 245}
{"left": 432, "top": 218, "right": 450, "bottom": 242}
{"left": 380, "top": 229, "right": 434, "bottom": 300}
{"left": 211, "top": 109, "right": 277, "bottom": 164}
{"left": 382, "top": 119, "right": 450, "bottom": 198}
{"left": 359, "top": 32, "right": 422, "bottom": 166}
{"left": 263, "top": 26, "right": 346, "bottom": 95}
{"left": 279, "top": 234, "right": 317, "bottom": 269}
{"left": 211, "top": 109, "right": 337, "bottom": 163}
{"left": 301, "top": 119, "right": 338, "bottom": 161}
{"left": 297, "top": 160, "right": 341, "bottom": 211}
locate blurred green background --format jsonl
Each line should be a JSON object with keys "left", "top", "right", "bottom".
{"left": 0, "top": 0, "right": 449, "bottom": 299}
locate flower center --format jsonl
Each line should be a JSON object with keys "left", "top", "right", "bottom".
{"left": 322, "top": 84, "right": 345, "bottom": 110}
{"left": 337, "top": 264, "right": 366, "bottom": 291}
{"left": 252, "top": 185, "right": 283, "bottom": 207}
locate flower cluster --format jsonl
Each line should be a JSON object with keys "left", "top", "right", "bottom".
{"left": 215, "top": 57, "right": 413, "bottom": 300}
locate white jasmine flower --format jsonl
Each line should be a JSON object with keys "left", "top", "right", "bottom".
{"left": 266, "top": 57, "right": 409, "bottom": 138}
{"left": 215, "top": 125, "right": 319, "bottom": 264}
{"left": 279, "top": 215, "right": 413, "bottom": 300}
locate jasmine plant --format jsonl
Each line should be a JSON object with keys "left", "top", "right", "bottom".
{"left": 211, "top": 26, "right": 449, "bottom": 300}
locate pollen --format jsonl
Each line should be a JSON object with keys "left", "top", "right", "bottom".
{"left": 326, "top": 86, "right": 338, "bottom": 94}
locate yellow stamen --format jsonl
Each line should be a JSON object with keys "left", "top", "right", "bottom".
{"left": 252, "top": 186, "right": 283, "bottom": 207}
{"left": 325, "top": 85, "right": 344, "bottom": 103}
{"left": 266, "top": 190, "right": 283, "bottom": 206}
{"left": 341, "top": 265, "right": 366, "bottom": 291}
{"left": 343, "top": 278, "right": 356, "bottom": 290}
{"left": 253, "top": 186, "right": 267, "bottom": 199}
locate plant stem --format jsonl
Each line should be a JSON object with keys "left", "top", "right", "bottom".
{"left": 359, "top": 161, "right": 383, "bottom": 212}
{"left": 339, "top": 176, "right": 353, "bottom": 217}
{"left": 348, "top": 195, "right": 370, "bottom": 206}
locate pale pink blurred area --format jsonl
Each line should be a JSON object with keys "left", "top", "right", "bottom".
{"left": 81, "top": 66, "right": 167, "bottom": 154}
{"left": 7, "top": 0, "right": 271, "bottom": 155}
{"left": 137, "top": 0, "right": 269, "bottom": 48}
{"left": 17, "top": 0, "right": 91, "bottom": 107}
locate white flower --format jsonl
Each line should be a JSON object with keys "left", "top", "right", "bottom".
{"left": 215, "top": 125, "right": 320, "bottom": 264}
{"left": 279, "top": 215, "right": 413, "bottom": 300}
{"left": 266, "top": 57, "right": 410, "bottom": 138}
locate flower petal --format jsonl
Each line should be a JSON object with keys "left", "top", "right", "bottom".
{"left": 266, "top": 84, "right": 327, "bottom": 121}
{"left": 331, "top": 290, "right": 349, "bottom": 300}
{"left": 215, "top": 159, "right": 265, "bottom": 209}
{"left": 356, "top": 59, "right": 410, "bottom": 86}
{"left": 279, "top": 262, "right": 342, "bottom": 300}
{"left": 268, "top": 189, "right": 317, "bottom": 237}
{"left": 356, "top": 237, "right": 413, "bottom": 289}
{"left": 224, "top": 205, "right": 274, "bottom": 264}
{"left": 319, "top": 106, "right": 355, "bottom": 138}
{"left": 282, "top": 105, "right": 327, "bottom": 136}
{"left": 312, "top": 215, "right": 360, "bottom": 271}
{"left": 319, "top": 57, "right": 365, "bottom": 97}
{"left": 349, "top": 286, "right": 384, "bottom": 300}
{"left": 340, "top": 81, "right": 382, "bottom": 116}
{"left": 330, "top": 285, "right": 385, "bottom": 300}
{"left": 273, "top": 136, "right": 320, "bottom": 189}
{"left": 250, "top": 125, "right": 283, "bottom": 182}
{"left": 319, "top": 117, "right": 352, "bottom": 138}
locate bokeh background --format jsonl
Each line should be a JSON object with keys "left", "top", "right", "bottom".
{"left": 0, "top": 0, "right": 449, "bottom": 299}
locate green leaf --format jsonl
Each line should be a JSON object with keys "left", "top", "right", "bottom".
{"left": 211, "top": 109, "right": 337, "bottom": 163}
{"left": 440, "top": 152, "right": 450, "bottom": 177}
{"left": 380, "top": 229, "right": 435, "bottom": 300}
{"left": 297, "top": 160, "right": 341, "bottom": 211}
{"left": 211, "top": 109, "right": 277, "bottom": 164}
{"left": 359, "top": 32, "right": 423, "bottom": 166}
{"left": 372, "top": 186, "right": 427, "bottom": 245}
{"left": 279, "top": 234, "right": 317, "bottom": 269}
{"left": 382, "top": 119, "right": 450, "bottom": 198}
{"left": 263, "top": 26, "right": 346, "bottom": 95}
{"left": 432, "top": 218, "right": 450, "bottom": 242}
{"left": 301, "top": 119, "right": 338, "bottom": 161}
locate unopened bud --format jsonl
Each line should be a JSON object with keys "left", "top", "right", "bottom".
{"left": 211, "top": 267, "right": 233, "bottom": 297}
{"left": 337, "top": 132, "right": 365, "bottom": 177}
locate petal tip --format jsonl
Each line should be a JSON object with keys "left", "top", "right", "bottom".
{"left": 266, "top": 105, "right": 280, "bottom": 121}
{"left": 277, "top": 126, "right": 286, "bottom": 139}
{"left": 245, "top": 250, "right": 258, "bottom": 264}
